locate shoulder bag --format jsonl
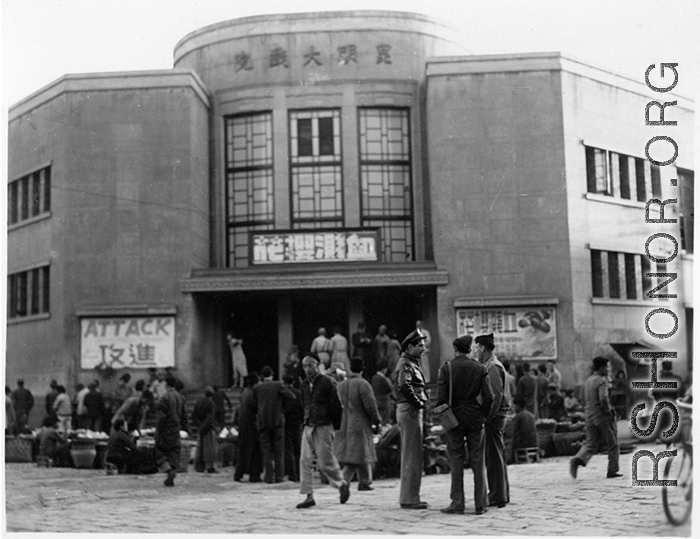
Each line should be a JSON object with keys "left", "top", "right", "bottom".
{"left": 433, "top": 361, "right": 459, "bottom": 431}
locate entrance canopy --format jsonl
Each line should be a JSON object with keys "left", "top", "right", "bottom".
{"left": 180, "top": 262, "right": 448, "bottom": 292}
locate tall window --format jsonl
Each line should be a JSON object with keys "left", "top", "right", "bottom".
{"left": 585, "top": 146, "right": 660, "bottom": 201}
{"left": 224, "top": 112, "right": 274, "bottom": 268}
{"left": 358, "top": 108, "right": 413, "bottom": 262}
{"left": 8, "top": 166, "right": 51, "bottom": 226}
{"left": 590, "top": 249, "right": 666, "bottom": 300}
{"left": 289, "top": 110, "right": 343, "bottom": 229}
{"left": 678, "top": 168, "right": 694, "bottom": 253}
{"left": 8, "top": 265, "right": 50, "bottom": 319}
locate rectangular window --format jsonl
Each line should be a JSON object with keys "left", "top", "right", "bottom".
{"left": 359, "top": 108, "right": 413, "bottom": 262}
{"left": 8, "top": 166, "right": 51, "bottom": 226}
{"left": 618, "top": 155, "right": 630, "bottom": 200}
{"left": 591, "top": 249, "right": 663, "bottom": 301}
{"left": 224, "top": 112, "right": 274, "bottom": 268}
{"left": 635, "top": 157, "right": 647, "bottom": 202}
{"left": 624, "top": 253, "right": 637, "bottom": 300}
{"left": 289, "top": 110, "right": 343, "bottom": 229}
{"left": 7, "top": 265, "right": 50, "bottom": 319}
{"left": 651, "top": 165, "right": 662, "bottom": 198}
{"left": 586, "top": 146, "right": 611, "bottom": 195}
{"left": 678, "top": 168, "right": 694, "bottom": 254}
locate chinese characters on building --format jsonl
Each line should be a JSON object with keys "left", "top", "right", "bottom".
{"left": 252, "top": 230, "right": 378, "bottom": 264}
{"left": 456, "top": 307, "right": 558, "bottom": 361}
{"left": 234, "top": 44, "right": 392, "bottom": 73}
{"left": 80, "top": 317, "right": 176, "bottom": 369}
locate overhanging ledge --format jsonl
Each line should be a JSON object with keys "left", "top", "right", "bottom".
{"left": 180, "top": 263, "right": 449, "bottom": 292}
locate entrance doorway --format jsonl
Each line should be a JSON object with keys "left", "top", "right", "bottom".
{"left": 226, "top": 298, "right": 278, "bottom": 382}
{"left": 292, "top": 293, "right": 349, "bottom": 358}
{"left": 362, "top": 288, "right": 423, "bottom": 343}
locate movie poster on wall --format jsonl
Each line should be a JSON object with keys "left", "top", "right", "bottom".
{"left": 455, "top": 307, "right": 558, "bottom": 361}
{"left": 80, "top": 316, "right": 176, "bottom": 369}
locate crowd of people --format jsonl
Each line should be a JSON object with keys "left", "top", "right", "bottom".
{"left": 10, "top": 319, "right": 682, "bottom": 514}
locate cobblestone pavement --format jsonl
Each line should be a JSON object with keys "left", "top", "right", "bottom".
{"left": 3, "top": 441, "right": 691, "bottom": 536}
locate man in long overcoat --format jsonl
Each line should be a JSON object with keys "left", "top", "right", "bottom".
{"left": 155, "top": 375, "right": 189, "bottom": 487}
{"left": 334, "top": 357, "right": 382, "bottom": 491}
{"left": 234, "top": 374, "right": 263, "bottom": 482}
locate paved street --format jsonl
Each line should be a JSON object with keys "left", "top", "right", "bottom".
{"left": 3, "top": 440, "right": 690, "bottom": 536}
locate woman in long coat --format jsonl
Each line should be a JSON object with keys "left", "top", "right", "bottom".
{"left": 192, "top": 386, "right": 218, "bottom": 473}
{"left": 334, "top": 357, "right": 382, "bottom": 491}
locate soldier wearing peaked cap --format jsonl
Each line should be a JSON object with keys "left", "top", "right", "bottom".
{"left": 474, "top": 333, "right": 511, "bottom": 508}
{"left": 394, "top": 329, "right": 429, "bottom": 509}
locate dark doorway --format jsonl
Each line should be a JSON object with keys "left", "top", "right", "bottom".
{"left": 363, "top": 288, "right": 423, "bottom": 342}
{"left": 292, "top": 293, "right": 349, "bottom": 358}
{"left": 226, "top": 298, "right": 278, "bottom": 381}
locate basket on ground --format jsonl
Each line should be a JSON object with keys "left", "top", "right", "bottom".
{"left": 5, "top": 435, "right": 33, "bottom": 463}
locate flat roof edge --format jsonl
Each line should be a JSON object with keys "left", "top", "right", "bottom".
{"left": 9, "top": 69, "right": 210, "bottom": 121}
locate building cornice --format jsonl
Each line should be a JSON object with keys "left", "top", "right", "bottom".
{"left": 180, "top": 263, "right": 449, "bottom": 292}
{"left": 8, "top": 69, "right": 210, "bottom": 121}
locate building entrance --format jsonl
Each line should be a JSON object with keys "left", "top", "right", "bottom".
{"left": 226, "top": 297, "right": 278, "bottom": 383}
{"left": 292, "top": 293, "right": 349, "bottom": 358}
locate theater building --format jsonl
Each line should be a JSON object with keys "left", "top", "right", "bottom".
{"left": 7, "top": 11, "right": 694, "bottom": 406}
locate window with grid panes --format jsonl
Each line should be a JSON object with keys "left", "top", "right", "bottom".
{"left": 8, "top": 166, "right": 51, "bottom": 226}
{"left": 8, "top": 265, "right": 50, "bottom": 319}
{"left": 289, "top": 110, "right": 343, "bottom": 229}
{"left": 358, "top": 108, "right": 413, "bottom": 262}
{"left": 224, "top": 112, "right": 275, "bottom": 268}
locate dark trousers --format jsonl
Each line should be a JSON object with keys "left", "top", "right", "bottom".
{"left": 445, "top": 425, "right": 487, "bottom": 510}
{"left": 235, "top": 430, "right": 263, "bottom": 481}
{"left": 155, "top": 443, "right": 180, "bottom": 475}
{"left": 574, "top": 415, "right": 620, "bottom": 474}
{"left": 259, "top": 426, "right": 285, "bottom": 482}
{"left": 484, "top": 415, "right": 510, "bottom": 505}
{"left": 284, "top": 422, "right": 302, "bottom": 481}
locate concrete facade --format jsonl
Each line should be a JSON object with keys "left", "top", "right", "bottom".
{"left": 6, "top": 11, "right": 694, "bottom": 418}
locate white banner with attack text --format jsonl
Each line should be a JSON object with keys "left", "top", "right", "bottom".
{"left": 80, "top": 317, "right": 176, "bottom": 369}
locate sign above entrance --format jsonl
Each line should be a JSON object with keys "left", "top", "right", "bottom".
{"left": 251, "top": 229, "right": 379, "bottom": 265}
{"left": 455, "top": 306, "right": 558, "bottom": 361}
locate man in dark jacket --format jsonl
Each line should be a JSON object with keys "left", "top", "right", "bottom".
{"left": 283, "top": 374, "right": 304, "bottom": 482}
{"left": 516, "top": 363, "right": 537, "bottom": 416}
{"left": 296, "top": 355, "right": 350, "bottom": 509}
{"left": 11, "top": 379, "right": 34, "bottom": 433}
{"left": 83, "top": 382, "right": 106, "bottom": 432}
{"left": 438, "top": 335, "right": 494, "bottom": 515}
{"left": 192, "top": 386, "right": 218, "bottom": 473}
{"left": 212, "top": 386, "right": 232, "bottom": 430}
{"left": 394, "top": 329, "right": 429, "bottom": 510}
{"left": 234, "top": 374, "right": 263, "bottom": 483}
{"left": 476, "top": 333, "right": 511, "bottom": 509}
{"left": 44, "top": 380, "right": 59, "bottom": 419}
{"left": 106, "top": 418, "right": 142, "bottom": 473}
{"left": 253, "top": 366, "right": 296, "bottom": 483}
{"left": 155, "top": 375, "right": 189, "bottom": 487}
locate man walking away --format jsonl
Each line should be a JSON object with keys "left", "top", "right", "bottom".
{"left": 438, "top": 336, "right": 493, "bottom": 516}
{"left": 334, "top": 357, "right": 382, "bottom": 491}
{"left": 155, "top": 375, "right": 189, "bottom": 487}
{"left": 570, "top": 356, "right": 622, "bottom": 479}
{"left": 296, "top": 355, "right": 350, "bottom": 509}
{"left": 253, "top": 366, "right": 296, "bottom": 483}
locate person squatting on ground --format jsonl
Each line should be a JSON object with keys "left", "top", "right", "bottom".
{"left": 106, "top": 418, "right": 144, "bottom": 474}
{"left": 334, "top": 356, "right": 382, "bottom": 492}
{"left": 395, "top": 329, "right": 429, "bottom": 509}
{"left": 475, "top": 333, "right": 511, "bottom": 508}
{"left": 296, "top": 355, "right": 350, "bottom": 509}
{"left": 155, "top": 375, "right": 189, "bottom": 487}
{"left": 437, "top": 335, "right": 493, "bottom": 515}
{"left": 253, "top": 365, "right": 296, "bottom": 483}
{"left": 38, "top": 416, "right": 70, "bottom": 466}
{"left": 569, "top": 356, "right": 622, "bottom": 480}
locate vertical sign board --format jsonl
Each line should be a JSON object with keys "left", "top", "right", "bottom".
{"left": 455, "top": 307, "right": 558, "bottom": 361}
{"left": 80, "top": 317, "right": 176, "bottom": 369}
